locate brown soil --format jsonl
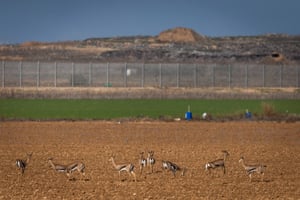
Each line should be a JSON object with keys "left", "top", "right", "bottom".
{"left": 0, "top": 121, "right": 299, "bottom": 199}
{"left": 158, "top": 27, "right": 206, "bottom": 43}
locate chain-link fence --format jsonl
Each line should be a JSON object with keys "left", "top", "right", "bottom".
{"left": 1, "top": 61, "right": 299, "bottom": 88}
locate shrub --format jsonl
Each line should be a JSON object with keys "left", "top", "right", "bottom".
{"left": 261, "top": 102, "right": 277, "bottom": 117}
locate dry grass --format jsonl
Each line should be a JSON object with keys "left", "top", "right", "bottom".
{"left": 261, "top": 102, "right": 277, "bottom": 117}
{"left": 0, "top": 87, "right": 299, "bottom": 99}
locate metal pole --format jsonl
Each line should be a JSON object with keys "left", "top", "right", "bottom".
{"left": 177, "top": 63, "right": 179, "bottom": 88}
{"left": 280, "top": 64, "right": 283, "bottom": 88}
{"left": 106, "top": 62, "right": 109, "bottom": 87}
{"left": 194, "top": 64, "right": 197, "bottom": 88}
{"left": 263, "top": 65, "right": 265, "bottom": 88}
{"left": 159, "top": 63, "right": 162, "bottom": 88}
{"left": 245, "top": 65, "right": 248, "bottom": 88}
{"left": 212, "top": 64, "right": 215, "bottom": 88}
{"left": 54, "top": 62, "right": 57, "bottom": 87}
{"left": 297, "top": 65, "right": 299, "bottom": 88}
{"left": 72, "top": 62, "right": 74, "bottom": 87}
{"left": 19, "top": 61, "right": 22, "bottom": 87}
{"left": 228, "top": 64, "right": 231, "bottom": 88}
{"left": 141, "top": 63, "right": 144, "bottom": 87}
{"left": 2, "top": 61, "right": 4, "bottom": 88}
{"left": 124, "top": 63, "right": 127, "bottom": 87}
{"left": 37, "top": 61, "right": 40, "bottom": 87}
{"left": 89, "top": 62, "right": 92, "bottom": 87}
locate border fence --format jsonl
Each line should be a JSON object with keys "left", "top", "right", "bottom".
{"left": 1, "top": 61, "right": 299, "bottom": 88}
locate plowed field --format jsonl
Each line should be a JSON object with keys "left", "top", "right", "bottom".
{"left": 0, "top": 121, "right": 299, "bottom": 199}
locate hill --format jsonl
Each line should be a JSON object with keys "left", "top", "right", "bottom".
{"left": 0, "top": 27, "right": 299, "bottom": 64}
{"left": 157, "top": 27, "right": 206, "bottom": 42}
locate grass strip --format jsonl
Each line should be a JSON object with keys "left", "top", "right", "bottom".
{"left": 0, "top": 99, "right": 299, "bottom": 120}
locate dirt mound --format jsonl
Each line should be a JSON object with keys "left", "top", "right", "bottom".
{"left": 157, "top": 27, "right": 205, "bottom": 43}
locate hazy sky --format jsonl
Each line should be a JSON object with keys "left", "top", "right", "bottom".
{"left": 1, "top": 0, "right": 299, "bottom": 43}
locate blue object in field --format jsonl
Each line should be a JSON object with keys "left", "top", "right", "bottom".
{"left": 245, "top": 111, "right": 252, "bottom": 119}
{"left": 185, "top": 112, "right": 192, "bottom": 120}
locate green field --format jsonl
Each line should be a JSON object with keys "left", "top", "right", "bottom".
{"left": 0, "top": 99, "right": 299, "bottom": 120}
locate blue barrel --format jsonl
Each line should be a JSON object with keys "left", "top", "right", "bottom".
{"left": 185, "top": 112, "right": 192, "bottom": 120}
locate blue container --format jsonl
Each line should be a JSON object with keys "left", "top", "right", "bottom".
{"left": 245, "top": 111, "right": 252, "bottom": 119}
{"left": 185, "top": 112, "right": 192, "bottom": 120}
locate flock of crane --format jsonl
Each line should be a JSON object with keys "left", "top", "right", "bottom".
{"left": 15, "top": 150, "right": 267, "bottom": 182}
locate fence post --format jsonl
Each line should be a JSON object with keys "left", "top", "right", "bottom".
{"left": 212, "top": 64, "right": 215, "bottom": 88}
{"left": 194, "top": 64, "right": 197, "bottom": 88}
{"left": 297, "top": 65, "right": 300, "bottom": 88}
{"left": 89, "top": 62, "right": 92, "bottom": 87}
{"left": 245, "top": 65, "right": 248, "bottom": 88}
{"left": 177, "top": 63, "right": 179, "bottom": 88}
{"left": 141, "top": 63, "right": 144, "bottom": 87}
{"left": 228, "top": 64, "right": 231, "bottom": 88}
{"left": 71, "top": 62, "right": 74, "bottom": 87}
{"left": 37, "top": 61, "right": 40, "bottom": 87}
{"left": 19, "top": 61, "right": 22, "bottom": 87}
{"left": 54, "top": 62, "right": 57, "bottom": 87}
{"left": 159, "top": 63, "right": 162, "bottom": 88}
{"left": 106, "top": 62, "right": 109, "bottom": 87}
{"left": 280, "top": 64, "right": 283, "bottom": 88}
{"left": 2, "top": 61, "right": 4, "bottom": 88}
{"left": 263, "top": 65, "right": 265, "bottom": 87}
{"left": 124, "top": 63, "right": 127, "bottom": 87}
